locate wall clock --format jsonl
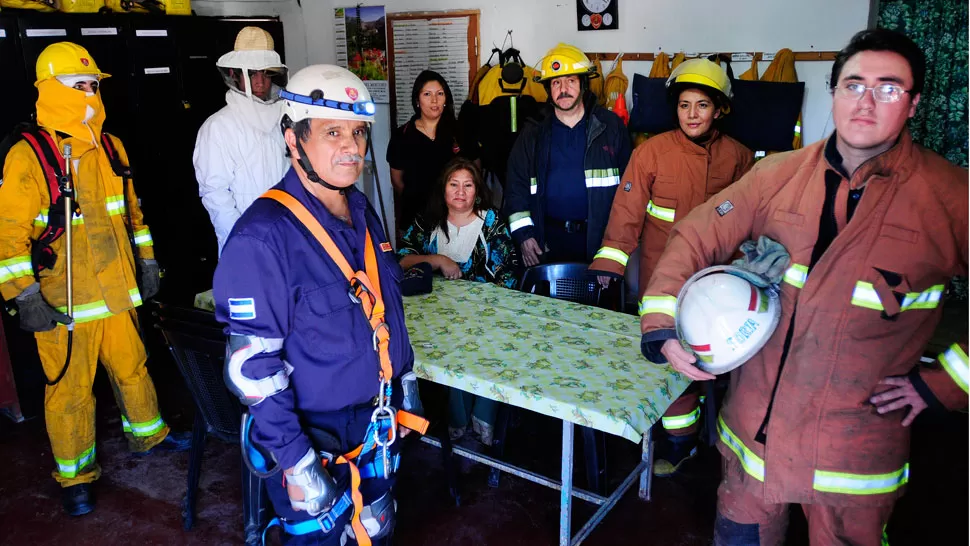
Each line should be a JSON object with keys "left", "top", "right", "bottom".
{"left": 578, "top": 0, "right": 618, "bottom": 31}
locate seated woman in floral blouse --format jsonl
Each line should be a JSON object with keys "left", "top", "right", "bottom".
{"left": 397, "top": 157, "right": 518, "bottom": 446}
{"left": 398, "top": 157, "right": 517, "bottom": 288}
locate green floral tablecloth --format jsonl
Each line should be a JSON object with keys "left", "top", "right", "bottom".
{"left": 406, "top": 278, "right": 690, "bottom": 444}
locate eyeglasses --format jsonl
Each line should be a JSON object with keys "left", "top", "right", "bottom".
{"left": 834, "top": 82, "right": 910, "bottom": 103}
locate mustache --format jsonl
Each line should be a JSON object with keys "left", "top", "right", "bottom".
{"left": 333, "top": 154, "right": 364, "bottom": 165}
{"left": 556, "top": 93, "right": 574, "bottom": 100}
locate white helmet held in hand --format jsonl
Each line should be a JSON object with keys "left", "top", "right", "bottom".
{"left": 280, "top": 64, "right": 376, "bottom": 124}
{"left": 675, "top": 265, "right": 782, "bottom": 375}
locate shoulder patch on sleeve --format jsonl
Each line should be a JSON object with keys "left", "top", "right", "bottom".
{"left": 623, "top": 181, "right": 632, "bottom": 192}
{"left": 380, "top": 242, "right": 393, "bottom": 252}
{"left": 228, "top": 298, "right": 256, "bottom": 320}
{"left": 716, "top": 200, "right": 735, "bottom": 217}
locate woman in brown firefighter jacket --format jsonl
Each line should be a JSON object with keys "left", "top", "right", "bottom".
{"left": 640, "top": 30, "right": 968, "bottom": 545}
{"left": 589, "top": 58, "right": 754, "bottom": 476}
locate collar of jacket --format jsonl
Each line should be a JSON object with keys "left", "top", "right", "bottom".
{"left": 823, "top": 128, "right": 915, "bottom": 189}
{"left": 672, "top": 126, "right": 723, "bottom": 154}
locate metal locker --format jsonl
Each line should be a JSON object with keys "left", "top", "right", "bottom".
{"left": 0, "top": 14, "right": 32, "bottom": 139}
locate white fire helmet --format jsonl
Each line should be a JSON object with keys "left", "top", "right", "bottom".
{"left": 279, "top": 64, "right": 376, "bottom": 124}
{"left": 675, "top": 265, "right": 782, "bottom": 375}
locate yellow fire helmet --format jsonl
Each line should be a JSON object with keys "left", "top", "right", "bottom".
{"left": 35, "top": 42, "right": 110, "bottom": 86}
{"left": 666, "top": 58, "right": 732, "bottom": 113}
{"left": 534, "top": 43, "right": 599, "bottom": 83}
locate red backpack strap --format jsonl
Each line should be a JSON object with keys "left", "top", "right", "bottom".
{"left": 19, "top": 128, "right": 63, "bottom": 207}
{"left": 100, "top": 132, "right": 132, "bottom": 178}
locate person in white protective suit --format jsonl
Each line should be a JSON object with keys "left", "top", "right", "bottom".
{"left": 193, "top": 26, "right": 291, "bottom": 255}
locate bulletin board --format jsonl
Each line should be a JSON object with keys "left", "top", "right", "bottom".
{"left": 386, "top": 10, "right": 480, "bottom": 128}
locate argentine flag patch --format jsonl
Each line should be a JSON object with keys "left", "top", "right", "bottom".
{"left": 228, "top": 298, "right": 257, "bottom": 320}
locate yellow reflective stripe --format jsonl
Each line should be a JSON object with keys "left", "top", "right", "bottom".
{"left": 133, "top": 228, "right": 153, "bottom": 247}
{"left": 33, "top": 208, "right": 83, "bottom": 226}
{"left": 0, "top": 255, "right": 33, "bottom": 283}
{"left": 662, "top": 406, "right": 700, "bottom": 430}
{"left": 129, "top": 288, "right": 143, "bottom": 307}
{"left": 55, "top": 445, "right": 96, "bottom": 478}
{"left": 882, "top": 525, "right": 890, "bottom": 546}
{"left": 529, "top": 177, "right": 538, "bottom": 195}
{"left": 850, "top": 282, "right": 884, "bottom": 310}
{"left": 938, "top": 344, "right": 969, "bottom": 394}
{"left": 717, "top": 415, "right": 765, "bottom": 481}
{"left": 54, "top": 289, "right": 140, "bottom": 323}
{"left": 593, "top": 246, "right": 629, "bottom": 266}
{"left": 646, "top": 200, "right": 675, "bottom": 222}
{"left": 638, "top": 295, "right": 677, "bottom": 317}
{"left": 584, "top": 168, "right": 621, "bottom": 188}
{"left": 813, "top": 464, "right": 909, "bottom": 495}
{"left": 852, "top": 282, "right": 945, "bottom": 312}
{"left": 783, "top": 264, "right": 808, "bottom": 289}
{"left": 794, "top": 121, "right": 802, "bottom": 135}
{"left": 121, "top": 415, "right": 166, "bottom": 437}
{"left": 720, "top": 414, "right": 912, "bottom": 495}
{"left": 105, "top": 194, "right": 126, "bottom": 216}
{"left": 899, "top": 284, "right": 945, "bottom": 311}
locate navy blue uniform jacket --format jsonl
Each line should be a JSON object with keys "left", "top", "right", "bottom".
{"left": 214, "top": 168, "right": 414, "bottom": 470}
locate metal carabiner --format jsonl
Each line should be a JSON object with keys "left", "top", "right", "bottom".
{"left": 372, "top": 321, "right": 390, "bottom": 353}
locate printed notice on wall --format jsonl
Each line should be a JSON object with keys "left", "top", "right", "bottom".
{"left": 391, "top": 17, "right": 470, "bottom": 127}
{"left": 334, "top": 6, "right": 389, "bottom": 103}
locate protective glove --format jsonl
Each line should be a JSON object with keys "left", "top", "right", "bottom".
{"left": 730, "top": 235, "right": 791, "bottom": 288}
{"left": 139, "top": 259, "right": 161, "bottom": 300}
{"left": 15, "top": 283, "right": 71, "bottom": 332}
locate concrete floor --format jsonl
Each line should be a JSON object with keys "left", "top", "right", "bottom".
{"left": 0, "top": 309, "right": 967, "bottom": 546}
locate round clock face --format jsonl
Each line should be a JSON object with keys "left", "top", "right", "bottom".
{"left": 583, "top": 0, "right": 611, "bottom": 14}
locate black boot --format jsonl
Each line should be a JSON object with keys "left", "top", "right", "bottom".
{"left": 652, "top": 434, "right": 698, "bottom": 477}
{"left": 133, "top": 431, "right": 193, "bottom": 457}
{"left": 62, "top": 483, "right": 95, "bottom": 517}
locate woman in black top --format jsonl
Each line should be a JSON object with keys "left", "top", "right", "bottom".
{"left": 387, "top": 70, "right": 471, "bottom": 234}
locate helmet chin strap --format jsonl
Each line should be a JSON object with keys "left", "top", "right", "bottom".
{"left": 295, "top": 138, "right": 350, "bottom": 195}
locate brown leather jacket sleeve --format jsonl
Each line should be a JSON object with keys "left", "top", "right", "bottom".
{"left": 639, "top": 158, "right": 769, "bottom": 335}
{"left": 589, "top": 144, "right": 656, "bottom": 277}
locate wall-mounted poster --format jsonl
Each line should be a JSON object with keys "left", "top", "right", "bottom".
{"left": 577, "top": 0, "right": 618, "bottom": 31}
{"left": 334, "top": 5, "right": 389, "bottom": 103}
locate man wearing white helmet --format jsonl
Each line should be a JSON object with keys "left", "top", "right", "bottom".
{"left": 193, "top": 26, "right": 290, "bottom": 255}
{"left": 213, "top": 65, "right": 426, "bottom": 545}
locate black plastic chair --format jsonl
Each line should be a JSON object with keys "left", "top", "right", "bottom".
{"left": 152, "top": 303, "right": 269, "bottom": 546}
{"left": 514, "top": 263, "right": 625, "bottom": 495}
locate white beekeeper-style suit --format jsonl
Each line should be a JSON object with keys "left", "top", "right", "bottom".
{"left": 193, "top": 26, "right": 291, "bottom": 254}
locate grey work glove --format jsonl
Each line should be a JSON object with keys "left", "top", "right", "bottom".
{"left": 15, "top": 284, "right": 71, "bottom": 332}
{"left": 730, "top": 236, "right": 792, "bottom": 288}
{"left": 139, "top": 259, "right": 160, "bottom": 300}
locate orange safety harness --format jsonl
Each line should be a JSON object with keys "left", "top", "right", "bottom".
{"left": 264, "top": 189, "right": 428, "bottom": 544}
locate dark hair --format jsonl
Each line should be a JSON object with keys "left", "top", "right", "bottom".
{"left": 830, "top": 29, "right": 926, "bottom": 95}
{"left": 425, "top": 157, "right": 492, "bottom": 243}
{"left": 411, "top": 70, "right": 456, "bottom": 120}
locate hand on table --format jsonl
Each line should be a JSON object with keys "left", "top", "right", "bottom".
{"left": 434, "top": 256, "right": 462, "bottom": 280}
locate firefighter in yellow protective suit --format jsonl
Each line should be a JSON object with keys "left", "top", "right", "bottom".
{"left": 0, "top": 42, "right": 189, "bottom": 517}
